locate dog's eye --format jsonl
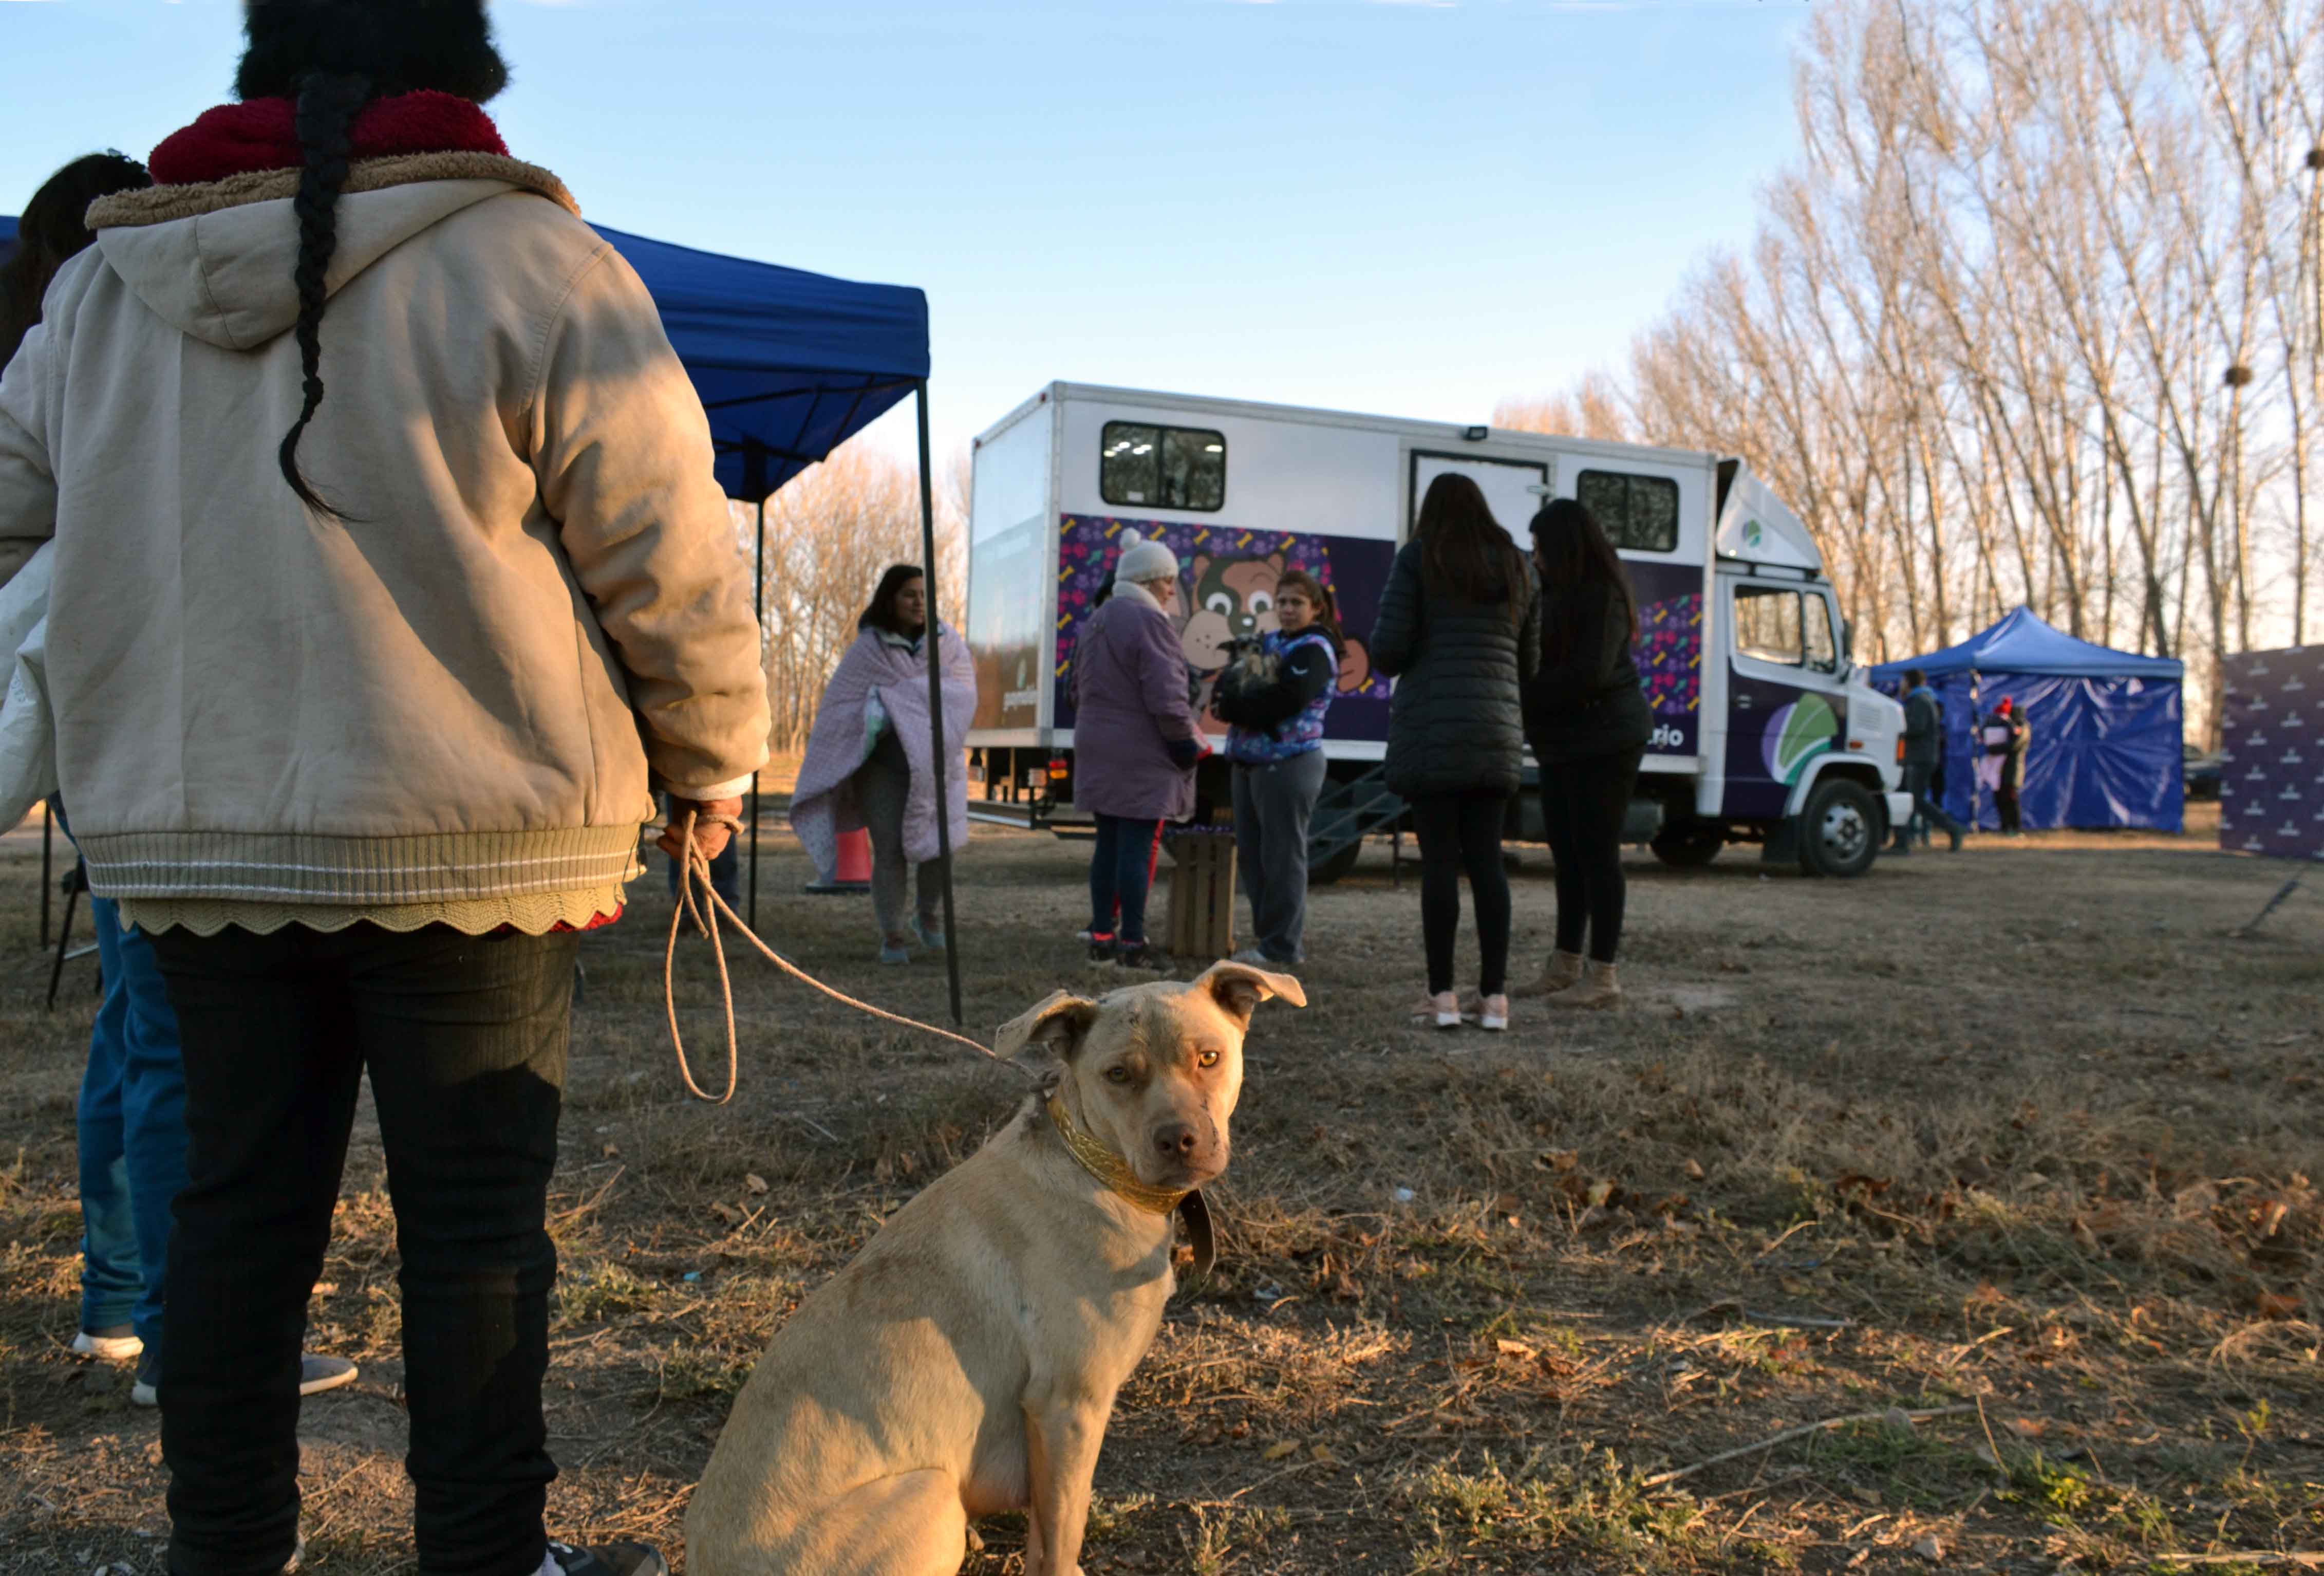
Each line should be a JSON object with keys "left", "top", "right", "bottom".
{"left": 1105, "top": 1066, "right": 1131, "bottom": 1084}
{"left": 1197, "top": 1049, "right": 1220, "bottom": 1068}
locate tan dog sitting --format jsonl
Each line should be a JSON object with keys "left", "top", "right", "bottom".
{"left": 686, "top": 960, "right": 1305, "bottom": 1576}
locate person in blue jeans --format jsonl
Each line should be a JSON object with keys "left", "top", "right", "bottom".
{"left": 73, "top": 889, "right": 188, "bottom": 1377}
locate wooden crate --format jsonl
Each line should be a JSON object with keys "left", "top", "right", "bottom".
{"left": 1165, "top": 830, "right": 1237, "bottom": 960}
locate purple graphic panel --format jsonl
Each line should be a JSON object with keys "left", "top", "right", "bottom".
{"left": 2221, "top": 645, "right": 2324, "bottom": 862}
{"left": 1055, "top": 515, "right": 1395, "bottom": 742}
{"left": 1629, "top": 561, "right": 1705, "bottom": 756}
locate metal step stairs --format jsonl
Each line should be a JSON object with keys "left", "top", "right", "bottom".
{"left": 1307, "top": 762, "right": 1406, "bottom": 872}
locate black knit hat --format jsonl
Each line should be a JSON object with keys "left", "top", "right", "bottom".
{"left": 235, "top": 0, "right": 509, "bottom": 104}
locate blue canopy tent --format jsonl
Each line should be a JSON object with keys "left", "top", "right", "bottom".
{"left": 1871, "top": 607, "right": 2185, "bottom": 833}
{"left": 5, "top": 214, "right": 961, "bottom": 1017}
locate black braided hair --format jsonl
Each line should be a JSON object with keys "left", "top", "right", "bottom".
{"left": 237, "top": 0, "right": 509, "bottom": 517}
{"left": 275, "top": 71, "right": 372, "bottom": 517}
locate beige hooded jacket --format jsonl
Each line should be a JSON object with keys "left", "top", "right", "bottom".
{"left": 0, "top": 158, "right": 767, "bottom": 912}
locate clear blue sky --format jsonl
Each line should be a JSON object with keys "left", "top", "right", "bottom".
{"left": 3, "top": 0, "right": 1815, "bottom": 462}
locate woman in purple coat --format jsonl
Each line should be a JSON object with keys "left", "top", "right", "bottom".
{"left": 1070, "top": 534, "right": 1206, "bottom": 969}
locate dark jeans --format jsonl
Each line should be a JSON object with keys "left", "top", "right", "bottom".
{"left": 1090, "top": 814, "right": 1163, "bottom": 944}
{"left": 1996, "top": 762, "right": 2023, "bottom": 832}
{"left": 1900, "top": 760, "right": 1961, "bottom": 840}
{"left": 149, "top": 923, "right": 577, "bottom": 1576}
{"left": 1232, "top": 751, "right": 1327, "bottom": 963}
{"left": 1411, "top": 791, "right": 1512, "bottom": 996}
{"left": 1540, "top": 747, "right": 1644, "bottom": 965}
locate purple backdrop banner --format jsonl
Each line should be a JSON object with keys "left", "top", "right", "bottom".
{"left": 1054, "top": 515, "right": 1394, "bottom": 741}
{"left": 2221, "top": 645, "right": 2324, "bottom": 862}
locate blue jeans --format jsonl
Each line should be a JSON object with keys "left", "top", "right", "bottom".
{"left": 1089, "top": 815, "right": 1162, "bottom": 944}
{"left": 79, "top": 896, "right": 189, "bottom": 1349}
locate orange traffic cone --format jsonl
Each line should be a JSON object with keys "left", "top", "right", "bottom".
{"left": 805, "top": 827, "right": 874, "bottom": 895}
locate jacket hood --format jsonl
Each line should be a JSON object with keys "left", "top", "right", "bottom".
{"left": 96, "top": 178, "right": 518, "bottom": 351}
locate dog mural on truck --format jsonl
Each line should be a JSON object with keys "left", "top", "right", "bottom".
{"left": 1052, "top": 516, "right": 1387, "bottom": 739}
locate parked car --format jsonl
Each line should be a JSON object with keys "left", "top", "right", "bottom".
{"left": 2184, "top": 744, "right": 2223, "bottom": 800}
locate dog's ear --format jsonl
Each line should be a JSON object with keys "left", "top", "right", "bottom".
{"left": 1193, "top": 961, "right": 1307, "bottom": 1026}
{"left": 995, "top": 991, "right": 1103, "bottom": 1061}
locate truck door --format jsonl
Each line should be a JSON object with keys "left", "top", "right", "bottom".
{"left": 1719, "top": 578, "right": 1846, "bottom": 820}
{"left": 1409, "top": 452, "right": 1550, "bottom": 541}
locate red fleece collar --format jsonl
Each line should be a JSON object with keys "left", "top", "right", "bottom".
{"left": 149, "top": 91, "right": 508, "bottom": 187}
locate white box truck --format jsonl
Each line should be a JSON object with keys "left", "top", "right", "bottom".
{"left": 964, "top": 382, "right": 1912, "bottom": 879}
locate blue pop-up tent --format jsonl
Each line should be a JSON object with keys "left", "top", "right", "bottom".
{"left": 5, "top": 212, "right": 963, "bottom": 1017}
{"left": 1872, "top": 606, "right": 2185, "bottom": 832}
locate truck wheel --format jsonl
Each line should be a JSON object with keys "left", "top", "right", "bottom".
{"left": 1651, "top": 820, "right": 1725, "bottom": 867}
{"left": 1308, "top": 839, "right": 1362, "bottom": 887}
{"left": 1797, "top": 778, "right": 1880, "bottom": 878}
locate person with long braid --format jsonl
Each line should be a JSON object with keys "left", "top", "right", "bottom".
{"left": 0, "top": 4, "right": 766, "bottom": 1574}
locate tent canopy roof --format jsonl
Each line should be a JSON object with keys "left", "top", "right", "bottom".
{"left": 2, "top": 214, "right": 928, "bottom": 505}
{"left": 1871, "top": 606, "right": 2184, "bottom": 681}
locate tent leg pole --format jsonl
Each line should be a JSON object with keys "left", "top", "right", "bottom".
{"left": 751, "top": 494, "right": 765, "bottom": 930}
{"left": 917, "top": 382, "right": 963, "bottom": 1025}
{"left": 41, "top": 796, "right": 54, "bottom": 950}
{"left": 2239, "top": 868, "right": 2308, "bottom": 938}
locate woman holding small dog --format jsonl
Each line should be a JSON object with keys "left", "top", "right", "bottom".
{"left": 1371, "top": 474, "right": 1540, "bottom": 1031}
{"left": 1516, "top": 498, "right": 1652, "bottom": 1010}
{"left": 1070, "top": 534, "right": 1206, "bottom": 969}
{"left": 1214, "top": 568, "right": 1342, "bottom": 967}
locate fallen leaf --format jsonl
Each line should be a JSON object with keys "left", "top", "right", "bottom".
{"left": 2256, "top": 1290, "right": 2303, "bottom": 1320}
{"left": 1495, "top": 1193, "right": 1522, "bottom": 1215}
{"left": 1496, "top": 1339, "right": 1537, "bottom": 1360}
{"left": 1309, "top": 1444, "right": 1341, "bottom": 1466}
{"left": 601, "top": 1143, "right": 620, "bottom": 1158}
{"left": 1262, "top": 1440, "right": 1300, "bottom": 1461}
{"left": 708, "top": 1201, "right": 742, "bottom": 1226}
{"left": 1684, "top": 1158, "right": 1707, "bottom": 1181}
{"left": 1586, "top": 1179, "right": 1615, "bottom": 1208}
{"left": 1912, "top": 1534, "right": 1944, "bottom": 1564}
{"left": 1543, "top": 1150, "right": 1580, "bottom": 1173}
{"left": 2006, "top": 1416, "right": 2046, "bottom": 1439}
{"left": 744, "top": 1173, "right": 770, "bottom": 1195}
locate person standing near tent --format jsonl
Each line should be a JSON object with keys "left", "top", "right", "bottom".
{"left": 1371, "top": 473, "right": 1540, "bottom": 1032}
{"left": 1892, "top": 668, "right": 1965, "bottom": 855}
{"left": 1515, "top": 498, "right": 1651, "bottom": 1010}
{"left": 788, "top": 564, "right": 977, "bottom": 965}
{"left": 1072, "top": 533, "right": 1206, "bottom": 970}
{"left": 1984, "top": 696, "right": 2029, "bottom": 835}
{"left": 1214, "top": 567, "right": 1342, "bottom": 968}
{"left": 0, "top": 4, "right": 767, "bottom": 1573}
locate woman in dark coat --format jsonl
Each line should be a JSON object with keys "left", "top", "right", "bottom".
{"left": 1069, "top": 534, "right": 1205, "bottom": 968}
{"left": 1516, "top": 498, "right": 1652, "bottom": 1009}
{"left": 1370, "top": 473, "right": 1540, "bottom": 1030}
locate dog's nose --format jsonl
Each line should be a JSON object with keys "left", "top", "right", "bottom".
{"left": 1153, "top": 1123, "right": 1198, "bottom": 1159}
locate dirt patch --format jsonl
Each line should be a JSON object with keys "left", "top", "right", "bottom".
{"left": 3, "top": 805, "right": 2320, "bottom": 1572}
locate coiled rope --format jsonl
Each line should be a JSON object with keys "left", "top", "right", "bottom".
{"left": 662, "top": 809, "right": 1038, "bottom": 1104}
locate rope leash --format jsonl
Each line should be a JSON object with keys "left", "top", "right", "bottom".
{"left": 662, "top": 809, "right": 1039, "bottom": 1104}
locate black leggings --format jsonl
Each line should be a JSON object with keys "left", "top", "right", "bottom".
{"left": 1411, "top": 791, "right": 1512, "bottom": 995}
{"left": 1540, "top": 746, "right": 1644, "bottom": 964}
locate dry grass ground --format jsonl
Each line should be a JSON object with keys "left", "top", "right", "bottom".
{"left": 1, "top": 804, "right": 2318, "bottom": 1574}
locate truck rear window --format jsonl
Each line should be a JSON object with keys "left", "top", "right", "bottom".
{"left": 1576, "top": 470, "right": 1679, "bottom": 552}
{"left": 1101, "top": 422, "right": 1226, "bottom": 512}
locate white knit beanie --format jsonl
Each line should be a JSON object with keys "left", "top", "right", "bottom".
{"left": 1115, "top": 530, "right": 1179, "bottom": 587}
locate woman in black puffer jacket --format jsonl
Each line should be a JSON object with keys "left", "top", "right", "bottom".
{"left": 1370, "top": 473, "right": 1540, "bottom": 1030}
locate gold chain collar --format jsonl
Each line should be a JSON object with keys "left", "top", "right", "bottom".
{"left": 1045, "top": 1093, "right": 1188, "bottom": 1216}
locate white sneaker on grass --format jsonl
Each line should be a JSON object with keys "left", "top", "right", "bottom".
{"left": 72, "top": 1324, "right": 142, "bottom": 1362}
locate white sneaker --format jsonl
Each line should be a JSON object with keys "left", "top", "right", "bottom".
{"left": 1477, "top": 993, "right": 1510, "bottom": 1032}
{"left": 72, "top": 1325, "right": 142, "bottom": 1361}
{"left": 1414, "top": 990, "right": 1461, "bottom": 1030}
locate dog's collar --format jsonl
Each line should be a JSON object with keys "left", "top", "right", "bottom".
{"left": 1045, "top": 1093, "right": 1218, "bottom": 1277}
{"left": 1046, "top": 1093, "right": 1186, "bottom": 1214}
